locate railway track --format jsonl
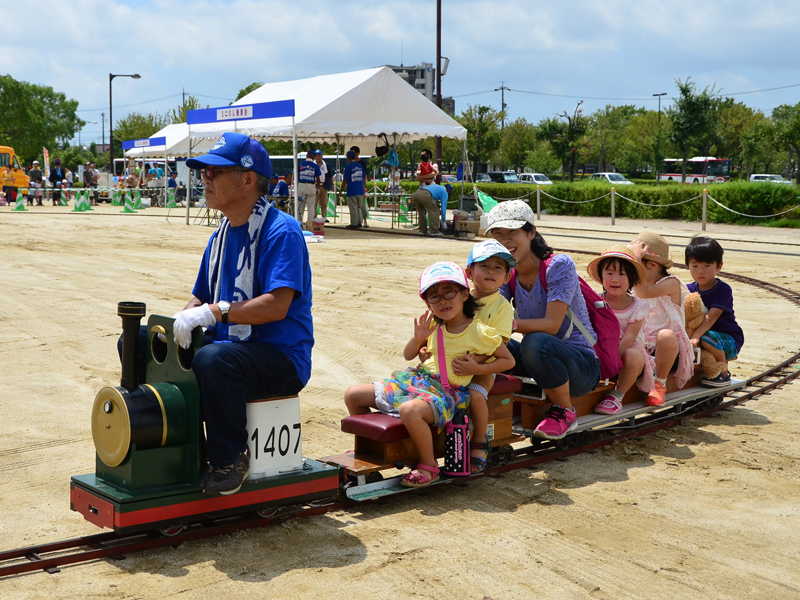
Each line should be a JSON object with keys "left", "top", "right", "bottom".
{"left": 2, "top": 245, "right": 799, "bottom": 579}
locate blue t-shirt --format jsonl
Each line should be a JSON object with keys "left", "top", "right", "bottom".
{"left": 167, "top": 178, "right": 177, "bottom": 188}
{"left": 687, "top": 279, "right": 744, "bottom": 351}
{"left": 191, "top": 207, "right": 314, "bottom": 385}
{"left": 270, "top": 180, "right": 289, "bottom": 196}
{"left": 298, "top": 160, "right": 321, "bottom": 184}
{"left": 425, "top": 183, "right": 449, "bottom": 204}
{"left": 343, "top": 161, "right": 366, "bottom": 196}
{"left": 500, "top": 254, "right": 597, "bottom": 355}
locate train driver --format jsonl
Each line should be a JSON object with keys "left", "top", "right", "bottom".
{"left": 175, "top": 132, "right": 314, "bottom": 496}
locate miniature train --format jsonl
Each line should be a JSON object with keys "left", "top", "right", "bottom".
{"left": 70, "top": 303, "right": 744, "bottom": 533}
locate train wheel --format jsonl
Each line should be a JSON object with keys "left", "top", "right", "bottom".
{"left": 366, "top": 472, "right": 384, "bottom": 484}
{"left": 158, "top": 524, "right": 186, "bottom": 537}
{"left": 256, "top": 507, "right": 279, "bottom": 519}
{"left": 499, "top": 445, "right": 515, "bottom": 465}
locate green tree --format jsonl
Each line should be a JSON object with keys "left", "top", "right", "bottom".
{"left": 235, "top": 82, "right": 263, "bottom": 102}
{"left": 537, "top": 102, "right": 589, "bottom": 182}
{"left": 0, "top": 75, "right": 84, "bottom": 164}
{"left": 113, "top": 112, "right": 170, "bottom": 158}
{"left": 523, "top": 141, "right": 560, "bottom": 176}
{"left": 169, "top": 95, "right": 207, "bottom": 124}
{"left": 772, "top": 102, "right": 800, "bottom": 184}
{"left": 456, "top": 105, "right": 503, "bottom": 181}
{"left": 587, "top": 105, "right": 644, "bottom": 171}
{"left": 668, "top": 78, "right": 719, "bottom": 183}
{"left": 498, "top": 118, "right": 536, "bottom": 171}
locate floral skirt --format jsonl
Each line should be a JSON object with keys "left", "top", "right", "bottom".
{"left": 379, "top": 366, "right": 469, "bottom": 428}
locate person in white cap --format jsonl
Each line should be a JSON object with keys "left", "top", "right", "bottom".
{"left": 343, "top": 261, "right": 514, "bottom": 487}
{"left": 485, "top": 200, "right": 601, "bottom": 440}
{"left": 29, "top": 160, "right": 44, "bottom": 206}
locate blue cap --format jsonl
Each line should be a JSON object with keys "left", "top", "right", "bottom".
{"left": 346, "top": 150, "right": 356, "bottom": 159}
{"left": 186, "top": 132, "right": 272, "bottom": 179}
{"left": 314, "top": 149, "right": 322, "bottom": 155}
{"left": 467, "top": 239, "right": 517, "bottom": 268}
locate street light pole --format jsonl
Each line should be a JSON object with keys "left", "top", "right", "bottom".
{"left": 653, "top": 92, "right": 667, "bottom": 185}
{"left": 434, "top": 0, "right": 442, "bottom": 179}
{"left": 109, "top": 73, "right": 141, "bottom": 175}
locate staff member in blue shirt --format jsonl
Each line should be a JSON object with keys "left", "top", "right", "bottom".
{"left": 297, "top": 150, "right": 321, "bottom": 228}
{"left": 340, "top": 151, "right": 367, "bottom": 229}
{"left": 410, "top": 182, "right": 451, "bottom": 236}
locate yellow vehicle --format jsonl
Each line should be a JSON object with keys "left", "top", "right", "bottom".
{"left": 0, "top": 146, "right": 31, "bottom": 195}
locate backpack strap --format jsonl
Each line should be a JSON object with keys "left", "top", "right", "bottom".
{"left": 436, "top": 325, "right": 451, "bottom": 393}
{"left": 539, "top": 255, "right": 597, "bottom": 347}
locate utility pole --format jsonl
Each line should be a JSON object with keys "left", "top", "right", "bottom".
{"left": 653, "top": 92, "right": 667, "bottom": 185}
{"left": 101, "top": 113, "right": 105, "bottom": 150}
{"left": 495, "top": 83, "right": 509, "bottom": 130}
{"left": 434, "top": 0, "right": 442, "bottom": 179}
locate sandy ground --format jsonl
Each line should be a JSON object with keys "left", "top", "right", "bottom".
{"left": 1, "top": 205, "right": 799, "bottom": 599}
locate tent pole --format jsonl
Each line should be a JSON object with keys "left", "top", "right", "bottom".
{"left": 185, "top": 131, "right": 192, "bottom": 225}
{"left": 164, "top": 147, "right": 167, "bottom": 207}
{"left": 292, "top": 117, "right": 299, "bottom": 223}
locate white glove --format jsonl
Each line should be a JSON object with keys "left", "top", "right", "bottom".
{"left": 173, "top": 304, "right": 216, "bottom": 349}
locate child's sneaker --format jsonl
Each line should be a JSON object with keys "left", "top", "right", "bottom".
{"left": 646, "top": 381, "right": 667, "bottom": 406}
{"left": 594, "top": 394, "right": 623, "bottom": 415}
{"left": 533, "top": 405, "right": 577, "bottom": 440}
{"left": 701, "top": 372, "right": 732, "bottom": 387}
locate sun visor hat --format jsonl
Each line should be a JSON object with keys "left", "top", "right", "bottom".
{"left": 419, "top": 261, "right": 470, "bottom": 299}
{"left": 485, "top": 200, "right": 535, "bottom": 233}
{"left": 467, "top": 239, "right": 517, "bottom": 268}
{"left": 186, "top": 132, "right": 273, "bottom": 179}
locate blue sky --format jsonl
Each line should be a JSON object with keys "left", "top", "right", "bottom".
{"left": 2, "top": 0, "right": 799, "bottom": 146}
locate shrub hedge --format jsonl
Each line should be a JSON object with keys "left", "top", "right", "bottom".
{"left": 369, "top": 181, "right": 800, "bottom": 225}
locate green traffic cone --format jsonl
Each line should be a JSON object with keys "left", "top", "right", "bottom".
{"left": 133, "top": 190, "right": 144, "bottom": 210}
{"left": 111, "top": 189, "right": 123, "bottom": 206}
{"left": 11, "top": 192, "right": 27, "bottom": 211}
{"left": 165, "top": 188, "right": 178, "bottom": 208}
{"left": 72, "top": 190, "right": 85, "bottom": 212}
{"left": 121, "top": 191, "right": 137, "bottom": 214}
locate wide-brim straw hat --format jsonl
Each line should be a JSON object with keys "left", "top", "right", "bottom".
{"left": 587, "top": 245, "right": 648, "bottom": 284}
{"left": 632, "top": 231, "right": 673, "bottom": 269}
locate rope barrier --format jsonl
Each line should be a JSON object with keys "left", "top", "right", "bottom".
{"left": 707, "top": 195, "right": 800, "bottom": 219}
{"left": 540, "top": 190, "right": 610, "bottom": 204}
{"left": 614, "top": 192, "right": 702, "bottom": 207}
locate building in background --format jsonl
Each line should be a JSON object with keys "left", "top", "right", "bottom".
{"left": 385, "top": 62, "right": 454, "bottom": 115}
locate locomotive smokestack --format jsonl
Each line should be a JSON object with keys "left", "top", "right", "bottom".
{"left": 118, "top": 301, "right": 146, "bottom": 392}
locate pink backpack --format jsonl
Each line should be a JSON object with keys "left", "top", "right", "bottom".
{"left": 509, "top": 256, "right": 623, "bottom": 381}
{"left": 436, "top": 326, "right": 471, "bottom": 476}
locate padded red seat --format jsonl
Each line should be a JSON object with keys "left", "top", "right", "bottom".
{"left": 488, "top": 374, "right": 523, "bottom": 395}
{"left": 341, "top": 413, "right": 437, "bottom": 443}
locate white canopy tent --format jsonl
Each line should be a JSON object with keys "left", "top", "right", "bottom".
{"left": 186, "top": 66, "right": 466, "bottom": 150}
{"left": 123, "top": 123, "right": 214, "bottom": 159}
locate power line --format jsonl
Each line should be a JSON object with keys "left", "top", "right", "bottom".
{"left": 717, "top": 83, "right": 800, "bottom": 96}
{"left": 186, "top": 92, "right": 235, "bottom": 102}
{"left": 509, "top": 87, "right": 653, "bottom": 101}
{"left": 451, "top": 89, "right": 495, "bottom": 98}
{"left": 77, "top": 93, "right": 181, "bottom": 112}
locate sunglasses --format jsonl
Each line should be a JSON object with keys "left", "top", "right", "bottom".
{"left": 201, "top": 166, "right": 247, "bottom": 180}
{"left": 425, "top": 288, "right": 461, "bottom": 304}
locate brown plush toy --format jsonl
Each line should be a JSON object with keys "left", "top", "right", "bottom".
{"left": 684, "top": 292, "right": 727, "bottom": 380}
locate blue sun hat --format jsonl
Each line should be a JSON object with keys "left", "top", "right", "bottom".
{"left": 186, "top": 132, "right": 272, "bottom": 179}
{"left": 419, "top": 261, "right": 470, "bottom": 299}
{"left": 467, "top": 239, "right": 517, "bottom": 269}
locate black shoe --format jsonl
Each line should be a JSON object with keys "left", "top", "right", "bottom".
{"left": 345, "top": 224, "right": 360, "bottom": 229}
{"left": 202, "top": 449, "right": 250, "bottom": 496}
{"left": 700, "top": 372, "right": 731, "bottom": 387}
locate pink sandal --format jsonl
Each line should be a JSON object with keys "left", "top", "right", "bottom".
{"left": 594, "top": 394, "right": 623, "bottom": 415}
{"left": 400, "top": 463, "right": 440, "bottom": 488}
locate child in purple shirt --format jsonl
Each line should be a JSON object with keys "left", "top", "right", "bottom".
{"left": 685, "top": 236, "right": 744, "bottom": 387}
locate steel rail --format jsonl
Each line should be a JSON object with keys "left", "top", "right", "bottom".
{"left": 2, "top": 243, "right": 800, "bottom": 579}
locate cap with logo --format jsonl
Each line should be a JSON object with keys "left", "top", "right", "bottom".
{"left": 485, "top": 199, "right": 535, "bottom": 233}
{"left": 419, "top": 261, "right": 470, "bottom": 299}
{"left": 186, "top": 132, "right": 272, "bottom": 179}
{"left": 467, "top": 239, "right": 517, "bottom": 268}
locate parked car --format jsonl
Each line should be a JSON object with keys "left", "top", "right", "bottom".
{"left": 476, "top": 173, "right": 492, "bottom": 183}
{"left": 441, "top": 174, "right": 458, "bottom": 183}
{"left": 589, "top": 172, "right": 634, "bottom": 185}
{"left": 519, "top": 173, "right": 553, "bottom": 185}
{"left": 749, "top": 174, "right": 793, "bottom": 184}
{"left": 486, "top": 171, "right": 521, "bottom": 183}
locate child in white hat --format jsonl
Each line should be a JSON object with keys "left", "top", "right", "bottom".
{"left": 344, "top": 261, "right": 515, "bottom": 487}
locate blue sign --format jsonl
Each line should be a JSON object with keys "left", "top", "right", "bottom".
{"left": 122, "top": 136, "right": 167, "bottom": 150}
{"left": 186, "top": 100, "right": 295, "bottom": 125}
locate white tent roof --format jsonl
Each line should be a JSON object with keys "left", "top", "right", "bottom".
{"left": 123, "top": 123, "right": 215, "bottom": 159}
{"left": 187, "top": 66, "right": 466, "bottom": 151}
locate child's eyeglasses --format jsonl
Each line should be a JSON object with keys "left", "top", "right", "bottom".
{"left": 425, "top": 289, "right": 460, "bottom": 304}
